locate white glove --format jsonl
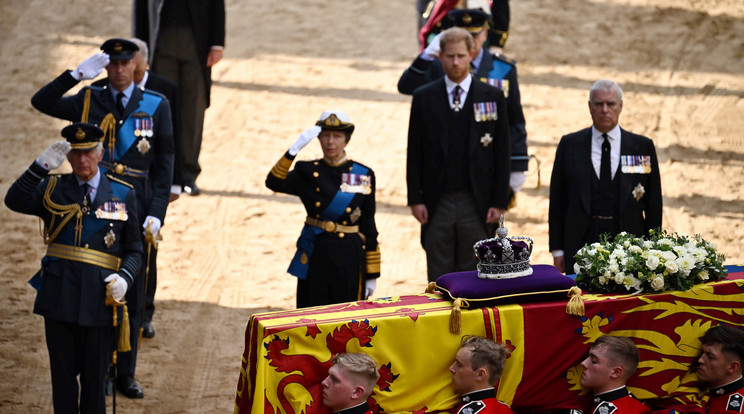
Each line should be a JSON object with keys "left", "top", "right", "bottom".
{"left": 509, "top": 172, "right": 527, "bottom": 193}
{"left": 422, "top": 32, "right": 443, "bottom": 60}
{"left": 288, "top": 126, "right": 321, "bottom": 156}
{"left": 36, "top": 141, "right": 71, "bottom": 170}
{"left": 71, "top": 53, "right": 110, "bottom": 81}
{"left": 365, "top": 279, "right": 377, "bottom": 299}
{"left": 143, "top": 216, "right": 162, "bottom": 237}
{"left": 104, "top": 273, "right": 128, "bottom": 302}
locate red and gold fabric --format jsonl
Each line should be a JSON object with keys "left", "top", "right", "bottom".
{"left": 235, "top": 269, "right": 744, "bottom": 414}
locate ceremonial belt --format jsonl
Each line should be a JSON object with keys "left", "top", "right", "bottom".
{"left": 100, "top": 161, "right": 148, "bottom": 178}
{"left": 305, "top": 217, "right": 359, "bottom": 233}
{"left": 46, "top": 243, "right": 121, "bottom": 271}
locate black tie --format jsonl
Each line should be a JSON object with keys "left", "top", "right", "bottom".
{"left": 81, "top": 183, "right": 91, "bottom": 214}
{"left": 452, "top": 85, "right": 462, "bottom": 112}
{"left": 116, "top": 93, "right": 125, "bottom": 117}
{"left": 600, "top": 133, "right": 611, "bottom": 183}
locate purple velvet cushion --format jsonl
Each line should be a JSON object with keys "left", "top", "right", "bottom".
{"left": 435, "top": 264, "right": 577, "bottom": 306}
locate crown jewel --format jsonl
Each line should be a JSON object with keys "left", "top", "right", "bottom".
{"left": 473, "top": 216, "right": 533, "bottom": 279}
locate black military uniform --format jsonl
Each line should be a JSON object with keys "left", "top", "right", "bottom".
{"left": 266, "top": 112, "right": 380, "bottom": 308}
{"left": 30, "top": 38, "right": 173, "bottom": 398}
{"left": 4, "top": 123, "right": 143, "bottom": 414}
{"left": 398, "top": 9, "right": 529, "bottom": 178}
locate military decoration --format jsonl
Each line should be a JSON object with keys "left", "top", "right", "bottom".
{"left": 133, "top": 114, "right": 154, "bottom": 138}
{"left": 621, "top": 155, "right": 652, "bottom": 174}
{"left": 95, "top": 201, "right": 128, "bottom": 221}
{"left": 480, "top": 133, "right": 493, "bottom": 147}
{"left": 340, "top": 173, "right": 372, "bottom": 194}
{"left": 481, "top": 78, "right": 510, "bottom": 97}
{"left": 104, "top": 229, "right": 116, "bottom": 248}
{"left": 474, "top": 101, "right": 498, "bottom": 122}
{"left": 137, "top": 137, "right": 151, "bottom": 155}
{"left": 350, "top": 207, "right": 362, "bottom": 224}
{"left": 632, "top": 183, "right": 646, "bottom": 201}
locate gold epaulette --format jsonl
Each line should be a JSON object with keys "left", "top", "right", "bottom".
{"left": 270, "top": 155, "right": 294, "bottom": 179}
{"left": 105, "top": 173, "right": 134, "bottom": 189}
{"left": 366, "top": 245, "right": 381, "bottom": 274}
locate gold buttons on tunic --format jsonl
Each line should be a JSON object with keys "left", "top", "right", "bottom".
{"left": 342, "top": 221, "right": 347, "bottom": 225}
{"left": 338, "top": 233, "right": 345, "bottom": 238}
{"left": 345, "top": 207, "right": 352, "bottom": 213}
{"left": 315, "top": 201, "right": 321, "bottom": 207}
{"left": 316, "top": 187, "right": 320, "bottom": 192}
{"left": 313, "top": 161, "right": 319, "bottom": 165}
{"left": 313, "top": 172, "right": 319, "bottom": 178}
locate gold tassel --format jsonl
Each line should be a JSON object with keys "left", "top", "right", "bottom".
{"left": 424, "top": 281, "right": 437, "bottom": 293}
{"left": 118, "top": 305, "right": 132, "bottom": 352}
{"left": 450, "top": 298, "right": 463, "bottom": 334}
{"left": 565, "top": 286, "right": 585, "bottom": 316}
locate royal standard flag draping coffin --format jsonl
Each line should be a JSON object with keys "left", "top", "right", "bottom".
{"left": 235, "top": 274, "right": 744, "bottom": 414}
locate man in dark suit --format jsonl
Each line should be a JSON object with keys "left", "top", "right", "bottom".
{"left": 93, "top": 37, "right": 180, "bottom": 340}
{"left": 133, "top": 0, "right": 226, "bottom": 196}
{"left": 5, "top": 122, "right": 143, "bottom": 413}
{"left": 31, "top": 38, "right": 174, "bottom": 399}
{"left": 549, "top": 79, "right": 662, "bottom": 274}
{"left": 399, "top": 8, "right": 528, "bottom": 206}
{"left": 407, "top": 27, "right": 511, "bottom": 282}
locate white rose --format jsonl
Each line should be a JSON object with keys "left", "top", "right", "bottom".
{"left": 598, "top": 275, "right": 609, "bottom": 285}
{"left": 614, "top": 273, "right": 625, "bottom": 284}
{"left": 623, "top": 240, "right": 631, "bottom": 248}
{"left": 646, "top": 255, "right": 660, "bottom": 270}
{"left": 573, "top": 262, "right": 582, "bottom": 274}
{"left": 608, "top": 263, "right": 620, "bottom": 274}
{"left": 665, "top": 261, "right": 679, "bottom": 274}
{"left": 629, "top": 245, "right": 642, "bottom": 254}
{"left": 651, "top": 276, "right": 665, "bottom": 291}
{"left": 662, "top": 251, "right": 677, "bottom": 262}
{"left": 644, "top": 241, "right": 654, "bottom": 249}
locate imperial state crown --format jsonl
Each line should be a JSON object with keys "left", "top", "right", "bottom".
{"left": 473, "top": 216, "right": 533, "bottom": 279}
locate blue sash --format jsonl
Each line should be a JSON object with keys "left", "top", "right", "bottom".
{"left": 287, "top": 163, "right": 369, "bottom": 279}
{"left": 105, "top": 93, "right": 161, "bottom": 161}
{"left": 488, "top": 58, "right": 512, "bottom": 80}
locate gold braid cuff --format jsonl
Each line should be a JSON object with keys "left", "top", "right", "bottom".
{"left": 42, "top": 176, "right": 83, "bottom": 246}
{"left": 366, "top": 245, "right": 381, "bottom": 274}
{"left": 270, "top": 155, "right": 293, "bottom": 179}
{"left": 46, "top": 243, "right": 121, "bottom": 271}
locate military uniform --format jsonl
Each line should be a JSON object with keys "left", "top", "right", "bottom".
{"left": 590, "top": 386, "right": 650, "bottom": 414}
{"left": 456, "top": 388, "right": 514, "bottom": 414}
{"left": 30, "top": 38, "right": 174, "bottom": 397}
{"left": 266, "top": 152, "right": 380, "bottom": 308}
{"left": 706, "top": 377, "right": 744, "bottom": 414}
{"left": 334, "top": 402, "right": 373, "bottom": 414}
{"left": 4, "top": 124, "right": 143, "bottom": 413}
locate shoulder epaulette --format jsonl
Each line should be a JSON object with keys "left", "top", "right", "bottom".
{"left": 492, "top": 53, "right": 517, "bottom": 66}
{"left": 106, "top": 174, "right": 134, "bottom": 189}
{"left": 142, "top": 88, "right": 166, "bottom": 100}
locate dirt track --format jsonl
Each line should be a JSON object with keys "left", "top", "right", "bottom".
{"left": 0, "top": 0, "right": 743, "bottom": 413}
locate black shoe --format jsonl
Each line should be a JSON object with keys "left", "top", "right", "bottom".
{"left": 117, "top": 375, "right": 144, "bottom": 399}
{"left": 142, "top": 322, "right": 156, "bottom": 338}
{"left": 183, "top": 181, "right": 201, "bottom": 196}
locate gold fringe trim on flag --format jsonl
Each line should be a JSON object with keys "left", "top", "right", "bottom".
{"left": 565, "top": 286, "right": 585, "bottom": 316}
{"left": 450, "top": 298, "right": 468, "bottom": 334}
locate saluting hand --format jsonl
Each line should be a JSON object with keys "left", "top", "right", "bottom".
{"left": 289, "top": 126, "right": 321, "bottom": 156}
{"left": 36, "top": 141, "right": 71, "bottom": 170}
{"left": 71, "top": 53, "right": 110, "bottom": 81}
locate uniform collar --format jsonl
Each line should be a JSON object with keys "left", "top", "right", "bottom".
{"left": 461, "top": 388, "right": 496, "bottom": 404}
{"left": 711, "top": 376, "right": 744, "bottom": 396}
{"left": 594, "top": 385, "right": 630, "bottom": 404}
{"left": 323, "top": 152, "right": 348, "bottom": 167}
{"left": 334, "top": 401, "right": 370, "bottom": 414}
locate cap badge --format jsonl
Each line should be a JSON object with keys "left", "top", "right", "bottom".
{"left": 462, "top": 14, "right": 472, "bottom": 24}
{"left": 76, "top": 128, "right": 86, "bottom": 140}
{"left": 113, "top": 43, "right": 123, "bottom": 52}
{"left": 324, "top": 114, "right": 341, "bottom": 127}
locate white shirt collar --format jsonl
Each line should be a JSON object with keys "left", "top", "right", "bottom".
{"left": 445, "top": 74, "right": 473, "bottom": 96}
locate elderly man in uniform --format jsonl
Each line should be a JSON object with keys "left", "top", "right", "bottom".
{"left": 449, "top": 335, "right": 513, "bottom": 414}
{"left": 406, "top": 26, "right": 511, "bottom": 282}
{"left": 321, "top": 353, "right": 380, "bottom": 414}
{"left": 266, "top": 111, "right": 380, "bottom": 308}
{"left": 31, "top": 38, "right": 174, "bottom": 399}
{"left": 696, "top": 325, "right": 744, "bottom": 414}
{"left": 579, "top": 335, "right": 650, "bottom": 413}
{"left": 400, "top": 8, "right": 528, "bottom": 205}
{"left": 4, "top": 123, "right": 143, "bottom": 414}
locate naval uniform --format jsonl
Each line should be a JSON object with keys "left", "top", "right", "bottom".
{"left": 266, "top": 152, "right": 380, "bottom": 308}
{"left": 456, "top": 388, "right": 514, "bottom": 414}
{"left": 334, "top": 401, "right": 373, "bottom": 414}
{"left": 4, "top": 162, "right": 143, "bottom": 414}
{"left": 705, "top": 376, "right": 744, "bottom": 414}
{"left": 31, "top": 71, "right": 174, "bottom": 380}
{"left": 590, "top": 386, "right": 650, "bottom": 414}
